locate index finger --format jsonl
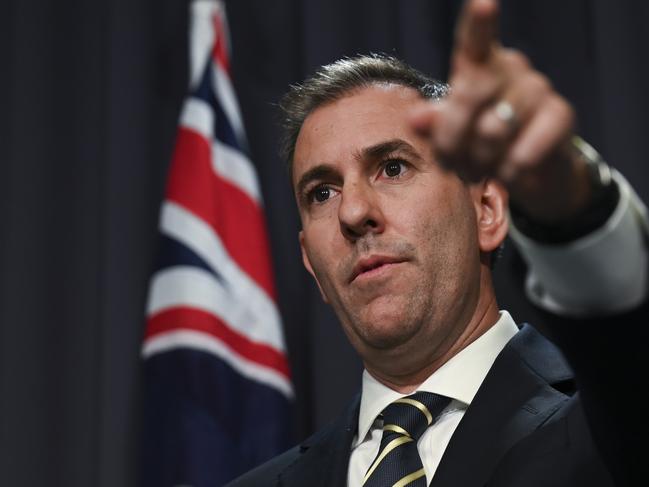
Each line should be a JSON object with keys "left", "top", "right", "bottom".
{"left": 454, "top": 0, "right": 500, "bottom": 63}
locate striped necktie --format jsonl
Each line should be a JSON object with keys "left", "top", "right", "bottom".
{"left": 363, "top": 391, "right": 450, "bottom": 487}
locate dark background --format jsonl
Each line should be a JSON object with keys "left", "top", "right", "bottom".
{"left": 1, "top": 0, "right": 648, "bottom": 485}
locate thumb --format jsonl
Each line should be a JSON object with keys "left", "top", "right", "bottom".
{"left": 409, "top": 101, "right": 442, "bottom": 136}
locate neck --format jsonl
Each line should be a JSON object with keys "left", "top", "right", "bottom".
{"left": 365, "top": 271, "right": 501, "bottom": 394}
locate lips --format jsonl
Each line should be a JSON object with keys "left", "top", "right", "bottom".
{"left": 349, "top": 255, "right": 407, "bottom": 283}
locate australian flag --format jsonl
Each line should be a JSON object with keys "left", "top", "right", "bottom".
{"left": 141, "top": 1, "right": 293, "bottom": 485}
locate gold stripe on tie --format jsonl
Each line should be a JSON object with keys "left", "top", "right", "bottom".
{"left": 392, "top": 468, "right": 426, "bottom": 487}
{"left": 393, "top": 398, "right": 433, "bottom": 425}
{"left": 362, "top": 436, "right": 414, "bottom": 485}
{"left": 383, "top": 423, "right": 411, "bottom": 437}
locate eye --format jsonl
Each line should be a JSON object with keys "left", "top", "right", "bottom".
{"left": 314, "top": 186, "right": 331, "bottom": 202}
{"left": 383, "top": 159, "right": 407, "bottom": 178}
{"left": 306, "top": 184, "right": 338, "bottom": 204}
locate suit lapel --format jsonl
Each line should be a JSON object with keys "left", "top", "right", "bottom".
{"left": 278, "top": 394, "right": 360, "bottom": 487}
{"left": 430, "top": 325, "right": 573, "bottom": 487}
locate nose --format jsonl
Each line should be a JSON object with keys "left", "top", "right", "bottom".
{"left": 338, "top": 181, "right": 385, "bottom": 241}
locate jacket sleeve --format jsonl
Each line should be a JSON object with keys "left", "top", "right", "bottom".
{"left": 509, "top": 169, "right": 648, "bottom": 487}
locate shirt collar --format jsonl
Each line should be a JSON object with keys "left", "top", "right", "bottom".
{"left": 354, "top": 311, "right": 519, "bottom": 447}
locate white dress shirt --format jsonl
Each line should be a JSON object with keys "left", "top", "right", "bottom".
{"left": 509, "top": 168, "right": 649, "bottom": 316}
{"left": 347, "top": 311, "right": 519, "bottom": 487}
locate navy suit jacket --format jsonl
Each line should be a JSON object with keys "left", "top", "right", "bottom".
{"left": 227, "top": 304, "right": 646, "bottom": 487}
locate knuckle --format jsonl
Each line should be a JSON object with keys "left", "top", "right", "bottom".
{"left": 452, "top": 72, "right": 498, "bottom": 107}
{"left": 526, "top": 73, "right": 552, "bottom": 95}
{"left": 510, "top": 147, "right": 537, "bottom": 169}
{"left": 451, "top": 78, "right": 478, "bottom": 105}
{"left": 502, "top": 49, "right": 531, "bottom": 70}
{"left": 548, "top": 95, "right": 576, "bottom": 129}
{"left": 476, "top": 113, "right": 508, "bottom": 142}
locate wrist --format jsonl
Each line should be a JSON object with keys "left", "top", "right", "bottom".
{"left": 509, "top": 137, "right": 619, "bottom": 244}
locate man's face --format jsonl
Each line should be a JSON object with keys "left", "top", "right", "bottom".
{"left": 293, "top": 84, "right": 484, "bottom": 374}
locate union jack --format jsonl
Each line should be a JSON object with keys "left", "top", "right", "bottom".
{"left": 141, "top": 2, "right": 293, "bottom": 485}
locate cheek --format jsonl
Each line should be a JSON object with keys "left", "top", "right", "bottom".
{"left": 302, "top": 221, "right": 343, "bottom": 283}
{"left": 404, "top": 191, "right": 477, "bottom": 264}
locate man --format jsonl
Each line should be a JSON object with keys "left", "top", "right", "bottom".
{"left": 228, "top": 0, "right": 647, "bottom": 485}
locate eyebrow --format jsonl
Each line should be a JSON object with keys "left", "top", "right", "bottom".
{"left": 294, "top": 138, "right": 421, "bottom": 198}
{"left": 356, "top": 139, "right": 421, "bottom": 162}
{"left": 295, "top": 164, "right": 340, "bottom": 200}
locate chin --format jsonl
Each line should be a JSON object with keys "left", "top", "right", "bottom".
{"left": 355, "top": 304, "right": 421, "bottom": 351}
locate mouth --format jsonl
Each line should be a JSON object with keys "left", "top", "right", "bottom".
{"left": 349, "top": 255, "right": 407, "bottom": 283}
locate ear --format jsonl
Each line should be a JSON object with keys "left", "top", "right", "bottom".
{"left": 470, "top": 179, "right": 509, "bottom": 253}
{"left": 299, "top": 230, "right": 330, "bottom": 303}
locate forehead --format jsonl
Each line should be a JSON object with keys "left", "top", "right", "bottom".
{"left": 292, "top": 84, "right": 425, "bottom": 183}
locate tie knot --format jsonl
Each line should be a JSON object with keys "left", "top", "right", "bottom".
{"left": 381, "top": 391, "right": 450, "bottom": 441}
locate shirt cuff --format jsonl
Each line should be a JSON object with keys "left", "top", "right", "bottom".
{"left": 508, "top": 168, "right": 649, "bottom": 317}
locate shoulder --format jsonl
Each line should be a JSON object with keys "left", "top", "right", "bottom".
{"left": 225, "top": 445, "right": 302, "bottom": 487}
{"left": 506, "top": 323, "right": 575, "bottom": 392}
{"left": 226, "top": 393, "right": 361, "bottom": 487}
{"left": 513, "top": 303, "right": 648, "bottom": 486}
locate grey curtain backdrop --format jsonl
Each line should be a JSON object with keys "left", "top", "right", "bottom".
{"left": 1, "top": 0, "right": 647, "bottom": 485}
